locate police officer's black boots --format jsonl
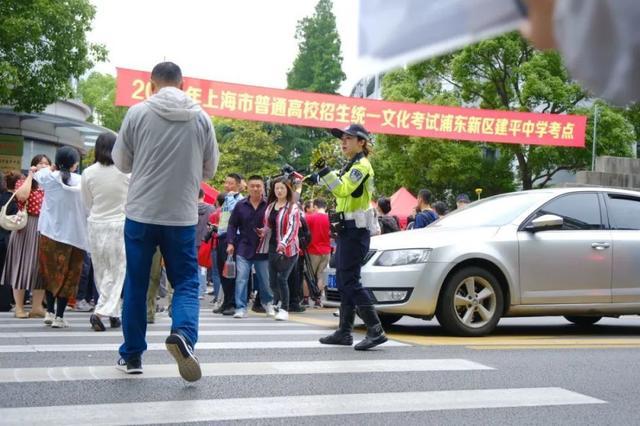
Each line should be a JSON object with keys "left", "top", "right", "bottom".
{"left": 319, "top": 304, "right": 355, "bottom": 345}
{"left": 354, "top": 305, "right": 388, "bottom": 351}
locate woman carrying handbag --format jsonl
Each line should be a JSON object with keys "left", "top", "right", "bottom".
{"left": 2, "top": 155, "right": 51, "bottom": 318}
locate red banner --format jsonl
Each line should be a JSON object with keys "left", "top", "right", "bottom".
{"left": 115, "top": 67, "right": 586, "bottom": 147}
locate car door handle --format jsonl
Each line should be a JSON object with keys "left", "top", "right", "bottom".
{"left": 591, "top": 242, "right": 611, "bottom": 250}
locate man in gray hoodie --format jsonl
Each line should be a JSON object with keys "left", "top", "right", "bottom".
{"left": 112, "top": 62, "right": 219, "bottom": 382}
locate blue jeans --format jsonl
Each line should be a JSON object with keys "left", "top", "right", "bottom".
{"left": 235, "top": 255, "right": 272, "bottom": 310}
{"left": 198, "top": 264, "right": 207, "bottom": 297}
{"left": 119, "top": 219, "right": 200, "bottom": 361}
{"left": 209, "top": 249, "right": 222, "bottom": 299}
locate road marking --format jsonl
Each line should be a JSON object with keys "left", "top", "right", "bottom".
{"left": 0, "top": 316, "right": 273, "bottom": 323}
{"left": 0, "top": 387, "right": 604, "bottom": 425}
{"left": 384, "top": 333, "right": 640, "bottom": 347}
{"left": 0, "top": 321, "right": 307, "bottom": 329}
{"left": 0, "top": 329, "right": 329, "bottom": 338}
{"left": 471, "top": 344, "right": 640, "bottom": 350}
{"left": 0, "top": 339, "right": 408, "bottom": 353}
{"left": 0, "top": 358, "right": 492, "bottom": 383}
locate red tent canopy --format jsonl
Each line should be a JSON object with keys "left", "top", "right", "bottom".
{"left": 200, "top": 181, "right": 219, "bottom": 205}
{"left": 389, "top": 187, "right": 417, "bottom": 229}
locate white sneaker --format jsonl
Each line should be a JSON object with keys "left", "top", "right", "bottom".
{"left": 265, "top": 303, "right": 276, "bottom": 317}
{"left": 51, "top": 316, "right": 69, "bottom": 328}
{"left": 233, "top": 309, "right": 247, "bottom": 319}
{"left": 275, "top": 309, "right": 288, "bottom": 321}
{"left": 43, "top": 312, "right": 55, "bottom": 326}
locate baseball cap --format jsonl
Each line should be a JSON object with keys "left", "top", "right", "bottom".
{"left": 330, "top": 123, "right": 371, "bottom": 141}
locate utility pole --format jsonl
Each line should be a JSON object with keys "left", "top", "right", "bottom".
{"left": 591, "top": 104, "right": 599, "bottom": 171}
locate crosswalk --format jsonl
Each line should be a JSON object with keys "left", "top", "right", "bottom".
{"left": 0, "top": 308, "right": 605, "bottom": 424}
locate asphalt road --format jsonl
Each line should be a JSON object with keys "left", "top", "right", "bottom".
{"left": 1, "top": 301, "right": 639, "bottom": 425}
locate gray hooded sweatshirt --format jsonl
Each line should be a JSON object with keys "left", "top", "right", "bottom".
{"left": 113, "top": 86, "right": 219, "bottom": 226}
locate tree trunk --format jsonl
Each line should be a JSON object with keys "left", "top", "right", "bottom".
{"left": 515, "top": 151, "right": 532, "bottom": 190}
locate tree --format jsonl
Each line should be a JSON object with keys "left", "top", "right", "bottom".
{"left": 286, "top": 0, "right": 345, "bottom": 94}
{"left": 383, "top": 33, "right": 635, "bottom": 193}
{"left": 0, "top": 0, "right": 107, "bottom": 112}
{"left": 373, "top": 67, "right": 516, "bottom": 203}
{"left": 77, "top": 72, "right": 128, "bottom": 131}
{"left": 212, "top": 119, "right": 281, "bottom": 187}
{"left": 419, "top": 32, "right": 635, "bottom": 189}
{"left": 278, "top": 0, "right": 346, "bottom": 171}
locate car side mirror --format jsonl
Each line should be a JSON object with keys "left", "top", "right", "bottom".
{"left": 525, "top": 214, "right": 564, "bottom": 232}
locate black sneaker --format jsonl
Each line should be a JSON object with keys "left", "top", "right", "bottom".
{"left": 165, "top": 333, "right": 202, "bottom": 382}
{"left": 90, "top": 314, "right": 106, "bottom": 332}
{"left": 222, "top": 307, "right": 235, "bottom": 316}
{"left": 301, "top": 297, "right": 310, "bottom": 307}
{"left": 288, "top": 304, "right": 306, "bottom": 313}
{"left": 109, "top": 317, "right": 121, "bottom": 328}
{"left": 116, "top": 357, "right": 143, "bottom": 374}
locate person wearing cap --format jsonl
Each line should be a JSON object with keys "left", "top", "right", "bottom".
{"left": 307, "top": 123, "right": 387, "bottom": 351}
{"left": 456, "top": 193, "right": 471, "bottom": 210}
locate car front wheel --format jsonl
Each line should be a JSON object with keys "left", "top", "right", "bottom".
{"left": 436, "top": 266, "right": 504, "bottom": 336}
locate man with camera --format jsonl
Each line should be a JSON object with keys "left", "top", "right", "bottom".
{"left": 307, "top": 123, "right": 387, "bottom": 351}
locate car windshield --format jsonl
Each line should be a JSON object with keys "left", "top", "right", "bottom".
{"left": 431, "top": 192, "right": 551, "bottom": 228}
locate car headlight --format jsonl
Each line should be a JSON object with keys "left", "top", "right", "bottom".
{"left": 373, "top": 249, "right": 432, "bottom": 266}
{"left": 371, "top": 290, "right": 409, "bottom": 303}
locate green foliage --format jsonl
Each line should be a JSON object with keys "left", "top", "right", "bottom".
{"left": 378, "top": 32, "right": 637, "bottom": 191}
{"left": 373, "top": 135, "right": 515, "bottom": 204}
{"left": 278, "top": 0, "right": 346, "bottom": 174}
{"left": 211, "top": 119, "right": 281, "bottom": 188}
{"left": 0, "top": 0, "right": 107, "bottom": 112}
{"left": 286, "top": 0, "right": 345, "bottom": 94}
{"left": 77, "top": 72, "right": 128, "bottom": 131}
{"left": 81, "top": 148, "right": 95, "bottom": 170}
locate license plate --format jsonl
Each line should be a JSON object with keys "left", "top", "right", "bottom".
{"left": 327, "top": 274, "right": 337, "bottom": 289}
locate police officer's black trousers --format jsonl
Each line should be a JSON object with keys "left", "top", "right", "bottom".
{"left": 335, "top": 227, "right": 374, "bottom": 308}
{"left": 321, "top": 226, "right": 386, "bottom": 349}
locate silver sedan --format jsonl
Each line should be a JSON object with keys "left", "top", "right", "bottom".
{"left": 324, "top": 187, "right": 640, "bottom": 336}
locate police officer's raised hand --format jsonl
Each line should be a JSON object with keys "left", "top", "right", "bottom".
{"left": 312, "top": 158, "right": 326, "bottom": 170}
{"left": 304, "top": 173, "right": 320, "bottom": 186}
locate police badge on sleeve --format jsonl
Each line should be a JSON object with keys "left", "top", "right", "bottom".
{"left": 349, "top": 168, "right": 364, "bottom": 183}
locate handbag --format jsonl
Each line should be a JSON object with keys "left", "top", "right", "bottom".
{"left": 197, "top": 238, "right": 213, "bottom": 268}
{"left": 273, "top": 253, "right": 291, "bottom": 273}
{"left": 0, "top": 192, "right": 28, "bottom": 231}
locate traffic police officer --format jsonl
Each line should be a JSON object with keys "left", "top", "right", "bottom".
{"left": 309, "top": 123, "right": 387, "bottom": 351}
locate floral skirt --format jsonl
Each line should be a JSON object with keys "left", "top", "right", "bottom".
{"left": 38, "top": 235, "right": 86, "bottom": 299}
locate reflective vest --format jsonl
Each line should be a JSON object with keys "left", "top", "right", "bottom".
{"left": 320, "top": 153, "right": 375, "bottom": 214}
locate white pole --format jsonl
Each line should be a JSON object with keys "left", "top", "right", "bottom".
{"left": 591, "top": 104, "right": 599, "bottom": 171}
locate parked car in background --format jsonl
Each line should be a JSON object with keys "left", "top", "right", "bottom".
{"left": 324, "top": 187, "right": 640, "bottom": 336}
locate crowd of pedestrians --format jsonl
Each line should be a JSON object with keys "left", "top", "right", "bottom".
{"left": 0, "top": 61, "right": 472, "bottom": 383}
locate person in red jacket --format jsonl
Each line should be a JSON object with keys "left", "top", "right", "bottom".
{"left": 303, "top": 198, "right": 331, "bottom": 308}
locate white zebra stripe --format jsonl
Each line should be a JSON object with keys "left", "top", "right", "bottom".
{"left": 0, "top": 358, "right": 492, "bottom": 383}
{"left": 0, "top": 387, "right": 604, "bottom": 425}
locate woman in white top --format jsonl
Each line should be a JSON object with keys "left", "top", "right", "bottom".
{"left": 81, "top": 133, "right": 129, "bottom": 332}
{"left": 35, "top": 146, "right": 89, "bottom": 328}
